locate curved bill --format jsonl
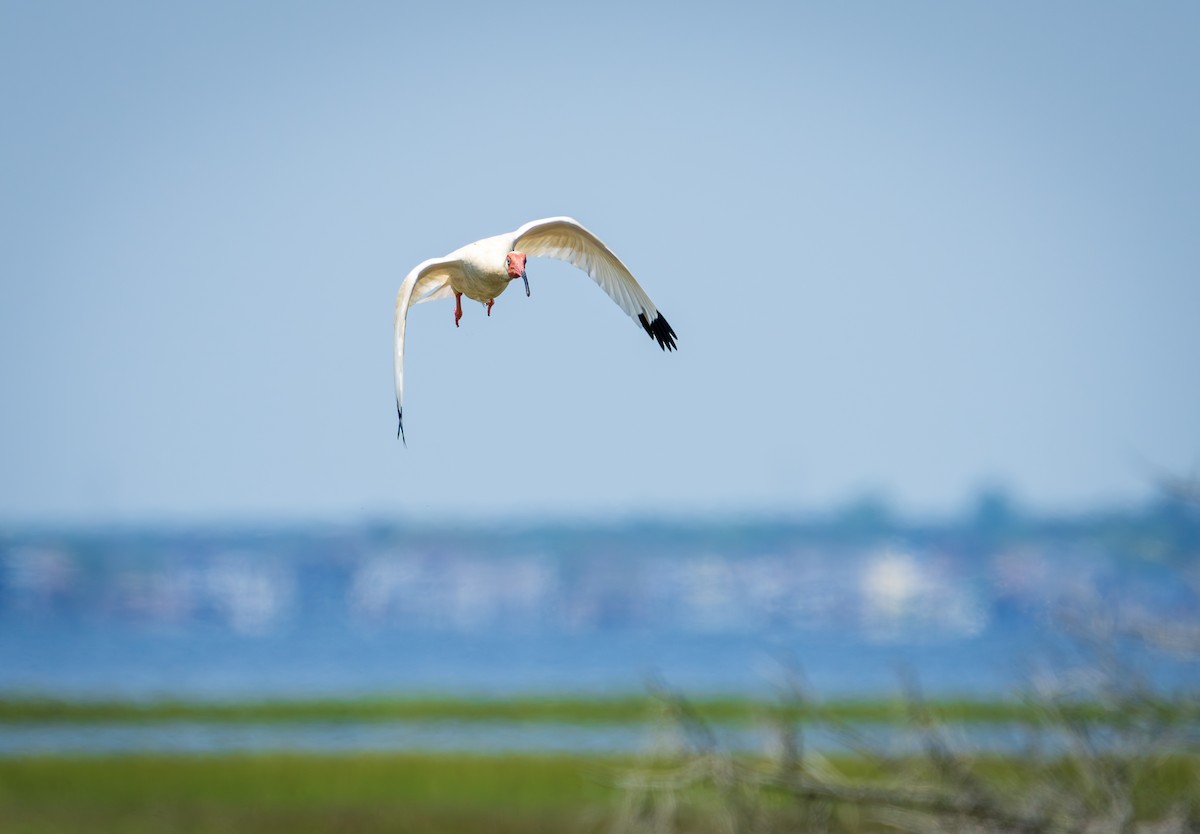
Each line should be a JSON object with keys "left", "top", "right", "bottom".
{"left": 521, "top": 272, "right": 530, "bottom": 297}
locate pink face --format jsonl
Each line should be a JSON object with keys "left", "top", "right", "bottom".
{"left": 505, "top": 251, "right": 527, "bottom": 280}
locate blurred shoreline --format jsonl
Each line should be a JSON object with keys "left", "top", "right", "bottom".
{"left": 2, "top": 497, "right": 1197, "bottom": 702}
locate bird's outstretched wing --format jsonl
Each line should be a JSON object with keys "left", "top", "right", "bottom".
{"left": 394, "top": 257, "right": 463, "bottom": 444}
{"left": 511, "top": 217, "right": 677, "bottom": 351}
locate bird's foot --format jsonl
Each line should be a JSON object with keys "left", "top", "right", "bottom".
{"left": 486, "top": 299, "right": 494, "bottom": 317}
{"left": 454, "top": 291, "right": 463, "bottom": 327}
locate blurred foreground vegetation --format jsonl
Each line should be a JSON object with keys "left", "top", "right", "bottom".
{"left": 0, "top": 751, "right": 1196, "bottom": 834}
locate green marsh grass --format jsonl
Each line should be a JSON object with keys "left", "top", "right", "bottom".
{"left": 1, "top": 753, "right": 1196, "bottom": 834}
{"left": 0, "top": 694, "right": 1176, "bottom": 725}
{"left": 0, "top": 753, "right": 615, "bottom": 834}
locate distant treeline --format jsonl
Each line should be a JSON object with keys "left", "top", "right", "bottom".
{"left": 2, "top": 489, "right": 1198, "bottom": 561}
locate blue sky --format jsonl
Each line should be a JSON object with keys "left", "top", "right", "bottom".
{"left": 2, "top": 2, "right": 1198, "bottom": 523}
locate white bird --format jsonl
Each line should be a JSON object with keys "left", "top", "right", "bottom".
{"left": 393, "top": 216, "right": 677, "bottom": 443}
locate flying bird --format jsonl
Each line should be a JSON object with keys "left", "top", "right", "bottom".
{"left": 393, "top": 216, "right": 677, "bottom": 443}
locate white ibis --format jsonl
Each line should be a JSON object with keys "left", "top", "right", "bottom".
{"left": 393, "top": 216, "right": 677, "bottom": 443}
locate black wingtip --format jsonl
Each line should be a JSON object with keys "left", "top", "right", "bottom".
{"left": 397, "top": 407, "right": 407, "bottom": 447}
{"left": 638, "top": 311, "right": 678, "bottom": 352}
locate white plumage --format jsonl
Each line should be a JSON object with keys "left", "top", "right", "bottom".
{"left": 393, "top": 216, "right": 677, "bottom": 443}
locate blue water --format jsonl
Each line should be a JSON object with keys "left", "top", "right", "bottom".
{"left": 1, "top": 517, "right": 1197, "bottom": 700}
{"left": 0, "top": 719, "right": 1112, "bottom": 757}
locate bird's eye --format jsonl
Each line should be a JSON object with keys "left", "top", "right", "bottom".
{"left": 506, "top": 256, "right": 511, "bottom": 266}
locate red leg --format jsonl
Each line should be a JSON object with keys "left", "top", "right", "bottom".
{"left": 454, "top": 291, "right": 463, "bottom": 327}
{"left": 486, "top": 299, "right": 494, "bottom": 317}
